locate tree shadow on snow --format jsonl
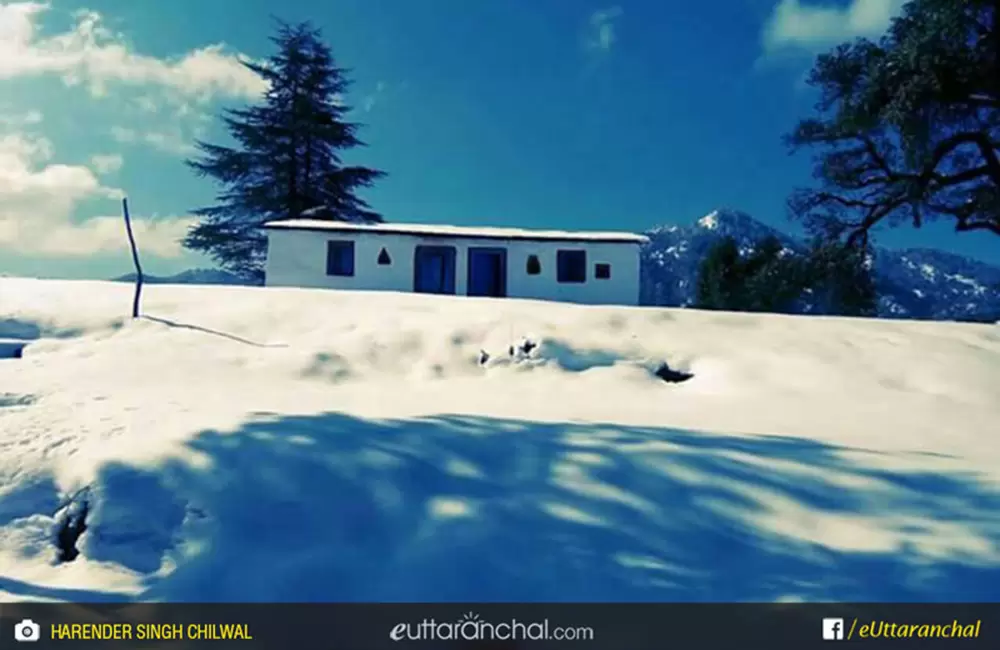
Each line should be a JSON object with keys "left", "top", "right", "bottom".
{"left": 0, "top": 576, "right": 132, "bottom": 603}
{"left": 86, "top": 412, "right": 1000, "bottom": 603}
{"left": 0, "top": 318, "right": 83, "bottom": 340}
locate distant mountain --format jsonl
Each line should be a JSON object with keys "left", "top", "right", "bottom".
{"left": 640, "top": 209, "right": 1000, "bottom": 321}
{"left": 874, "top": 249, "right": 1000, "bottom": 321}
{"left": 111, "top": 269, "right": 250, "bottom": 286}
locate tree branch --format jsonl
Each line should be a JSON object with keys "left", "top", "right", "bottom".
{"left": 955, "top": 217, "right": 1000, "bottom": 235}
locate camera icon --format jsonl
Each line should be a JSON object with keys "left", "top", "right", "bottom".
{"left": 13, "top": 619, "right": 41, "bottom": 643}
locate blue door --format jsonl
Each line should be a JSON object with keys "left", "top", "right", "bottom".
{"left": 467, "top": 247, "right": 507, "bottom": 297}
{"left": 413, "top": 245, "right": 457, "bottom": 294}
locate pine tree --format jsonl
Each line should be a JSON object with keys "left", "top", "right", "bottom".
{"left": 695, "top": 236, "right": 807, "bottom": 313}
{"left": 741, "top": 237, "right": 810, "bottom": 314}
{"left": 695, "top": 237, "right": 743, "bottom": 310}
{"left": 803, "top": 241, "right": 879, "bottom": 317}
{"left": 184, "top": 20, "right": 385, "bottom": 282}
{"left": 694, "top": 235, "right": 875, "bottom": 316}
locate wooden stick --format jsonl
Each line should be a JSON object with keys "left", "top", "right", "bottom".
{"left": 122, "top": 197, "right": 144, "bottom": 318}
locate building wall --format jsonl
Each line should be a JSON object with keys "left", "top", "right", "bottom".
{"left": 264, "top": 228, "right": 642, "bottom": 305}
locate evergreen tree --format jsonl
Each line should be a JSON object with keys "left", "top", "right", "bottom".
{"left": 741, "top": 237, "right": 810, "bottom": 313}
{"left": 184, "top": 20, "right": 385, "bottom": 282}
{"left": 695, "top": 236, "right": 742, "bottom": 310}
{"left": 695, "top": 236, "right": 806, "bottom": 313}
{"left": 695, "top": 235, "right": 876, "bottom": 316}
{"left": 803, "top": 241, "right": 879, "bottom": 317}
{"left": 787, "top": 0, "right": 999, "bottom": 245}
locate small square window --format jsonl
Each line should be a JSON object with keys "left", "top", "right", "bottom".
{"left": 526, "top": 255, "right": 541, "bottom": 275}
{"left": 595, "top": 263, "right": 611, "bottom": 279}
{"left": 557, "top": 250, "right": 586, "bottom": 284}
{"left": 326, "top": 240, "right": 355, "bottom": 276}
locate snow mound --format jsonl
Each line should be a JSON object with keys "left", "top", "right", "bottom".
{"left": 481, "top": 336, "right": 693, "bottom": 382}
{"left": 0, "top": 278, "right": 998, "bottom": 603}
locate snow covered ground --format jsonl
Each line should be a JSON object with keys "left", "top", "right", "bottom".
{"left": 0, "top": 277, "right": 998, "bottom": 603}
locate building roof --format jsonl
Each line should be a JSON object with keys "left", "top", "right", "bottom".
{"left": 261, "top": 219, "right": 648, "bottom": 244}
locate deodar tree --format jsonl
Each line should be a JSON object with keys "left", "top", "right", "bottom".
{"left": 787, "top": 0, "right": 999, "bottom": 245}
{"left": 185, "top": 20, "right": 385, "bottom": 282}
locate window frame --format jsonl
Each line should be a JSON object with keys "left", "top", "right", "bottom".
{"left": 326, "top": 240, "right": 356, "bottom": 277}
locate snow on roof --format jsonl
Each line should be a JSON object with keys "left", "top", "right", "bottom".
{"left": 262, "top": 219, "right": 648, "bottom": 244}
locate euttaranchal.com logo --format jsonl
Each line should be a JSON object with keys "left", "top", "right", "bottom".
{"left": 389, "top": 612, "right": 594, "bottom": 642}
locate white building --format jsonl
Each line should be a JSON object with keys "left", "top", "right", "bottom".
{"left": 263, "top": 220, "right": 648, "bottom": 306}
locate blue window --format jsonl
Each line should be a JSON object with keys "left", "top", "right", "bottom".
{"left": 557, "top": 250, "right": 586, "bottom": 284}
{"left": 595, "top": 263, "right": 611, "bottom": 279}
{"left": 326, "top": 240, "right": 355, "bottom": 276}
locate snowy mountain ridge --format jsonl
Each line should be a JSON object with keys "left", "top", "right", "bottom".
{"left": 111, "top": 268, "right": 248, "bottom": 286}
{"left": 641, "top": 209, "right": 1000, "bottom": 321}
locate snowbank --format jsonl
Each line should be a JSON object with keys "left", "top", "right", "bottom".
{"left": 0, "top": 278, "right": 998, "bottom": 602}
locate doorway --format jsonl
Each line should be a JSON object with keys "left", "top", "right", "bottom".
{"left": 467, "top": 247, "right": 508, "bottom": 298}
{"left": 413, "top": 245, "right": 457, "bottom": 294}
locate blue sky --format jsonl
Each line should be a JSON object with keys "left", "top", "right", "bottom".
{"left": 0, "top": 0, "right": 995, "bottom": 279}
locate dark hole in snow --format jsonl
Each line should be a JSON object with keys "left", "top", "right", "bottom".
{"left": 653, "top": 362, "right": 694, "bottom": 383}
{"left": 55, "top": 490, "right": 90, "bottom": 563}
{"left": 478, "top": 349, "right": 490, "bottom": 365}
{"left": 0, "top": 339, "right": 28, "bottom": 359}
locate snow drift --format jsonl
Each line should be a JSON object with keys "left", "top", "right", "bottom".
{"left": 0, "top": 278, "right": 998, "bottom": 602}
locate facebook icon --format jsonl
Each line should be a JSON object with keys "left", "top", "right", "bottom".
{"left": 823, "top": 618, "right": 845, "bottom": 640}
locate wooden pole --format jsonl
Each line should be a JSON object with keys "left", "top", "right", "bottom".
{"left": 122, "top": 197, "right": 144, "bottom": 318}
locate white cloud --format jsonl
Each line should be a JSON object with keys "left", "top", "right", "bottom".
{"left": 0, "top": 2, "right": 267, "bottom": 101}
{"left": 110, "top": 125, "right": 197, "bottom": 156}
{"left": 0, "top": 109, "right": 43, "bottom": 127}
{"left": 763, "top": 0, "right": 906, "bottom": 52}
{"left": 143, "top": 131, "right": 196, "bottom": 156}
{"left": 90, "top": 153, "right": 122, "bottom": 174}
{"left": 37, "top": 214, "right": 196, "bottom": 257}
{"left": 0, "top": 132, "right": 190, "bottom": 257}
{"left": 585, "top": 6, "right": 623, "bottom": 53}
{"left": 133, "top": 95, "right": 160, "bottom": 113}
{"left": 109, "top": 125, "right": 135, "bottom": 142}
{"left": 361, "top": 81, "right": 386, "bottom": 113}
